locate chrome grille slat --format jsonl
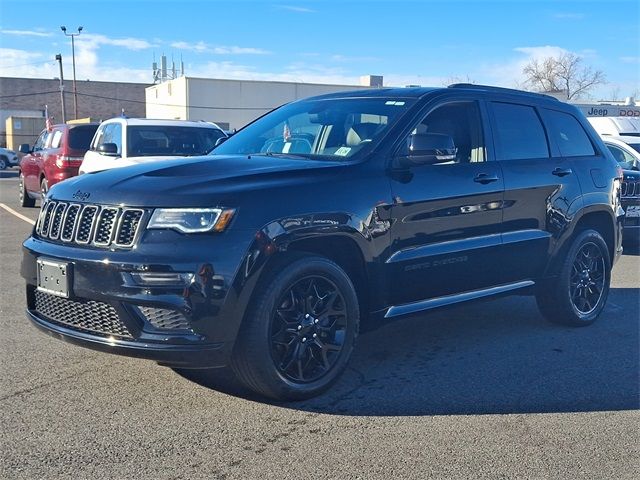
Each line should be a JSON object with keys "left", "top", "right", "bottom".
{"left": 622, "top": 181, "right": 639, "bottom": 198}
{"left": 35, "top": 201, "right": 144, "bottom": 248}
{"left": 48, "top": 203, "right": 67, "bottom": 240}
{"left": 60, "top": 204, "right": 81, "bottom": 242}
{"left": 93, "top": 208, "right": 119, "bottom": 246}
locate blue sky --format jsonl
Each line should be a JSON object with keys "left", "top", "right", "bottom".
{"left": 0, "top": 0, "right": 638, "bottom": 100}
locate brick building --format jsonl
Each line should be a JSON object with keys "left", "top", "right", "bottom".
{"left": 0, "top": 77, "right": 148, "bottom": 146}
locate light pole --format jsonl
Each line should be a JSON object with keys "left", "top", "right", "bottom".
{"left": 61, "top": 25, "right": 82, "bottom": 120}
{"left": 55, "top": 54, "right": 66, "bottom": 123}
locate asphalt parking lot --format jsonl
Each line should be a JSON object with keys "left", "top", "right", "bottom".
{"left": 0, "top": 168, "right": 638, "bottom": 479}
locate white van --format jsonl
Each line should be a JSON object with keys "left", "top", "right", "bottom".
{"left": 587, "top": 116, "right": 640, "bottom": 137}
{"left": 80, "top": 118, "right": 227, "bottom": 174}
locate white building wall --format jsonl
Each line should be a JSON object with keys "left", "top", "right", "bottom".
{"left": 146, "top": 76, "right": 373, "bottom": 131}
{"left": 145, "top": 76, "right": 188, "bottom": 120}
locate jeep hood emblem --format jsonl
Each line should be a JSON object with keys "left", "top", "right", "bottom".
{"left": 72, "top": 190, "right": 91, "bottom": 201}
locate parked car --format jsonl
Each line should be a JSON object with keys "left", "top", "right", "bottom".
{"left": 602, "top": 136, "right": 640, "bottom": 244}
{"left": 80, "top": 118, "right": 227, "bottom": 174}
{"left": 18, "top": 123, "right": 99, "bottom": 207}
{"left": 22, "top": 85, "right": 623, "bottom": 401}
{"left": 588, "top": 116, "right": 640, "bottom": 137}
{"left": 0, "top": 147, "right": 19, "bottom": 169}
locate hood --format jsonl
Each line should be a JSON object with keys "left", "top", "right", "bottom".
{"left": 49, "top": 154, "right": 346, "bottom": 207}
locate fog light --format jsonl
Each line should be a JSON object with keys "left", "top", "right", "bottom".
{"left": 129, "top": 272, "right": 195, "bottom": 287}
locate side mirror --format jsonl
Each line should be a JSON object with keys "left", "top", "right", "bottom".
{"left": 214, "top": 137, "right": 228, "bottom": 148}
{"left": 396, "top": 133, "right": 457, "bottom": 167}
{"left": 97, "top": 143, "right": 119, "bottom": 156}
{"left": 18, "top": 144, "right": 31, "bottom": 154}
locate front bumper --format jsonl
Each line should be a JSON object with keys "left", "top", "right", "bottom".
{"left": 21, "top": 229, "right": 258, "bottom": 368}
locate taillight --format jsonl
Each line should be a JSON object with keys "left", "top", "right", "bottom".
{"left": 55, "top": 156, "right": 84, "bottom": 168}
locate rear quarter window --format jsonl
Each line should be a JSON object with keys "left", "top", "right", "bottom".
{"left": 68, "top": 125, "right": 100, "bottom": 150}
{"left": 541, "top": 109, "right": 595, "bottom": 157}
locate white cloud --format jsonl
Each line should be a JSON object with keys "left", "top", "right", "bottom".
{"left": 78, "top": 34, "right": 155, "bottom": 51}
{"left": 0, "top": 29, "right": 53, "bottom": 37}
{"left": 170, "top": 41, "right": 270, "bottom": 55}
{"left": 620, "top": 56, "right": 640, "bottom": 64}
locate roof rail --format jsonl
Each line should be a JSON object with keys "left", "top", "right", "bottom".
{"left": 447, "top": 83, "right": 560, "bottom": 101}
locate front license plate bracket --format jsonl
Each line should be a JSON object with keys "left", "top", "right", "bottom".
{"left": 37, "top": 258, "right": 71, "bottom": 298}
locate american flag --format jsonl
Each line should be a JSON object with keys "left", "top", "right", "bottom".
{"left": 283, "top": 121, "right": 291, "bottom": 141}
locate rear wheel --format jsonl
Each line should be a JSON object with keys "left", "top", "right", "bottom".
{"left": 231, "top": 256, "right": 359, "bottom": 400}
{"left": 536, "top": 229, "right": 611, "bottom": 326}
{"left": 40, "top": 177, "right": 48, "bottom": 198}
{"left": 19, "top": 173, "right": 36, "bottom": 207}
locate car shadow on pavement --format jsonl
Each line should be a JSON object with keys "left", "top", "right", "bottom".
{"left": 0, "top": 169, "right": 19, "bottom": 179}
{"left": 178, "top": 288, "right": 639, "bottom": 416}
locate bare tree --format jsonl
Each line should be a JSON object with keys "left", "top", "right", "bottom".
{"left": 522, "top": 52, "right": 606, "bottom": 100}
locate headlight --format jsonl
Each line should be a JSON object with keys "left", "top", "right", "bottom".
{"left": 148, "top": 208, "right": 235, "bottom": 233}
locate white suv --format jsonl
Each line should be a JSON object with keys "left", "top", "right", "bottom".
{"left": 80, "top": 118, "right": 227, "bottom": 174}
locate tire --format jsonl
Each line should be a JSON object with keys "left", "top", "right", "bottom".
{"left": 231, "top": 255, "right": 360, "bottom": 401}
{"left": 0, "top": 157, "right": 7, "bottom": 170}
{"left": 536, "top": 229, "right": 611, "bottom": 327}
{"left": 19, "top": 172, "right": 36, "bottom": 207}
{"left": 40, "top": 177, "right": 48, "bottom": 198}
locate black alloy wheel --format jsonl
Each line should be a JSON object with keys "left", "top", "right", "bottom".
{"left": 231, "top": 255, "right": 359, "bottom": 400}
{"left": 270, "top": 275, "right": 348, "bottom": 383}
{"left": 536, "top": 229, "right": 611, "bottom": 326}
{"left": 569, "top": 241, "right": 606, "bottom": 315}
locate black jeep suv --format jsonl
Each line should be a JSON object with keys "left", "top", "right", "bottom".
{"left": 22, "top": 85, "right": 624, "bottom": 400}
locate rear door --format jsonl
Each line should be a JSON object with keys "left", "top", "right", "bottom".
{"left": 489, "top": 101, "right": 584, "bottom": 282}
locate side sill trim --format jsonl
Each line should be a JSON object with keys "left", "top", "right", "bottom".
{"left": 384, "top": 280, "right": 535, "bottom": 318}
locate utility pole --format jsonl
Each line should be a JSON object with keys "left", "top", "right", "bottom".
{"left": 61, "top": 25, "right": 82, "bottom": 119}
{"left": 55, "top": 54, "right": 66, "bottom": 123}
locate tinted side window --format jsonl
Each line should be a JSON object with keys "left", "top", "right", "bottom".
{"left": 541, "top": 109, "right": 595, "bottom": 157}
{"left": 491, "top": 102, "right": 549, "bottom": 160}
{"left": 33, "top": 131, "right": 49, "bottom": 151}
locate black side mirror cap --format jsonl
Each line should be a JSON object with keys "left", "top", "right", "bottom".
{"left": 18, "top": 144, "right": 31, "bottom": 154}
{"left": 97, "top": 143, "right": 119, "bottom": 156}
{"left": 396, "top": 133, "right": 457, "bottom": 167}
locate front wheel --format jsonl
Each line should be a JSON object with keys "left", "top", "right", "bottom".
{"left": 536, "top": 229, "right": 611, "bottom": 326}
{"left": 19, "top": 173, "right": 36, "bottom": 207}
{"left": 231, "top": 256, "right": 359, "bottom": 400}
{"left": 40, "top": 177, "right": 48, "bottom": 198}
{"left": 0, "top": 157, "right": 7, "bottom": 170}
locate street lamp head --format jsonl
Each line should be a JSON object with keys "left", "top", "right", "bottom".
{"left": 78, "top": 26, "right": 83, "bottom": 32}
{"left": 60, "top": 26, "right": 66, "bottom": 32}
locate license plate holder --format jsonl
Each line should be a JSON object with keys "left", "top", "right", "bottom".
{"left": 37, "top": 258, "right": 71, "bottom": 298}
{"left": 626, "top": 205, "right": 640, "bottom": 218}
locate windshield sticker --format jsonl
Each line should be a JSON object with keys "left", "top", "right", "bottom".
{"left": 282, "top": 142, "right": 292, "bottom": 153}
{"left": 385, "top": 101, "right": 406, "bottom": 106}
{"left": 334, "top": 147, "right": 351, "bottom": 156}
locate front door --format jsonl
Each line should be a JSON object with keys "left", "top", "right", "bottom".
{"left": 24, "top": 130, "right": 48, "bottom": 192}
{"left": 387, "top": 100, "right": 505, "bottom": 307}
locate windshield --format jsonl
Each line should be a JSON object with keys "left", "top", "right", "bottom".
{"left": 127, "top": 126, "right": 225, "bottom": 157}
{"left": 212, "top": 97, "right": 415, "bottom": 160}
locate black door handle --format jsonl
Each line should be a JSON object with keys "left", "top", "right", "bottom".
{"left": 474, "top": 173, "right": 499, "bottom": 184}
{"left": 552, "top": 167, "right": 573, "bottom": 177}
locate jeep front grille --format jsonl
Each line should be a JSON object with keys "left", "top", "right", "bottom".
{"left": 36, "top": 200, "right": 145, "bottom": 248}
{"left": 621, "top": 180, "right": 639, "bottom": 198}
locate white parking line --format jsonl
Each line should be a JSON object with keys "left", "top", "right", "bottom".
{"left": 0, "top": 203, "right": 36, "bottom": 225}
